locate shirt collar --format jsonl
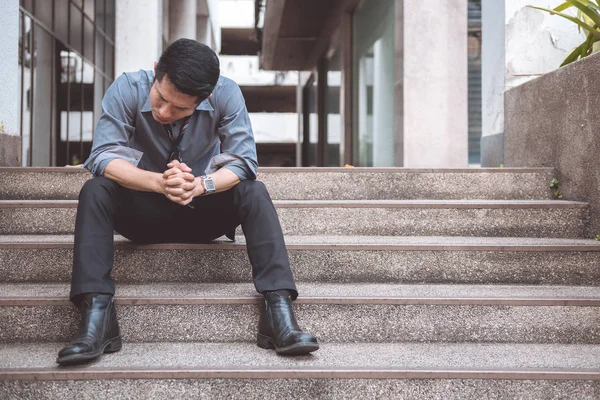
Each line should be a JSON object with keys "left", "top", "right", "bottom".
{"left": 141, "top": 95, "right": 215, "bottom": 113}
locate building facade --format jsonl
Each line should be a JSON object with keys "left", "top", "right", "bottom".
{"left": 0, "top": 0, "right": 589, "bottom": 168}
{"left": 259, "top": 0, "right": 586, "bottom": 168}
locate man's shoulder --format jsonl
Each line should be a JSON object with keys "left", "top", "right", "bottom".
{"left": 119, "top": 69, "right": 154, "bottom": 90}
{"left": 212, "top": 76, "right": 244, "bottom": 111}
{"left": 214, "top": 75, "right": 241, "bottom": 94}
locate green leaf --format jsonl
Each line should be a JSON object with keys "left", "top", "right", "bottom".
{"left": 572, "top": 0, "right": 600, "bottom": 13}
{"left": 560, "top": 29, "right": 600, "bottom": 66}
{"left": 528, "top": 6, "right": 600, "bottom": 39}
{"left": 554, "top": 1, "right": 574, "bottom": 11}
{"left": 567, "top": 0, "right": 600, "bottom": 28}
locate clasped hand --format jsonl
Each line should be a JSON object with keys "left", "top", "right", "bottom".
{"left": 162, "top": 160, "right": 203, "bottom": 206}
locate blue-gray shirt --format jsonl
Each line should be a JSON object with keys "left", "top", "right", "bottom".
{"left": 84, "top": 70, "right": 258, "bottom": 180}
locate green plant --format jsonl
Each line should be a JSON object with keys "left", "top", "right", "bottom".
{"left": 528, "top": 0, "right": 600, "bottom": 66}
{"left": 550, "top": 178, "right": 564, "bottom": 199}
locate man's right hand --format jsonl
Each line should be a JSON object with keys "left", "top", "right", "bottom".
{"left": 162, "top": 161, "right": 197, "bottom": 206}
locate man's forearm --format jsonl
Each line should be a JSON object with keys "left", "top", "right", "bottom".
{"left": 194, "top": 167, "right": 241, "bottom": 197}
{"left": 104, "top": 159, "right": 165, "bottom": 194}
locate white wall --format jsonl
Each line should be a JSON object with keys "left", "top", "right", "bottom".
{"left": 0, "top": 0, "right": 19, "bottom": 137}
{"left": 482, "top": 0, "right": 586, "bottom": 139}
{"left": 402, "top": 0, "right": 468, "bottom": 168}
{"left": 220, "top": 56, "right": 297, "bottom": 85}
{"left": 250, "top": 113, "right": 297, "bottom": 143}
{"left": 116, "top": 0, "right": 164, "bottom": 75}
{"left": 219, "top": 0, "right": 255, "bottom": 28}
{"left": 505, "top": 0, "right": 586, "bottom": 89}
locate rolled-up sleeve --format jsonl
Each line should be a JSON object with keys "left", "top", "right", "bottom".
{"left": 216, "top": 82, "right": 258, "bottom": 180}
{"left": 83, "top": 73, "right": 143, "bottom": 176}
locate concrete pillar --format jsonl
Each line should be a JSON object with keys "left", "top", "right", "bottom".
{"left": 115, "top": 0, "right": 163, "bottom": 76}
{"left": 480, "top": 0, "right": 586, "bottom": 167}
{"left": 31, "top": 28, "right": 53, "bottom": 166}
{"left": 169, "top": 0, "right": 197, "bottom": 43}
{"left": 0, "top": 0, "right": 21, "bottom": 165}
{"left": 372, "top": 20, "right": 395, "bottom": 167}
{"left": 401, "top": 0, "right": 468, "bottom": 168}
{"left": 197, "top": 15, "right": 211, "bottom": 47}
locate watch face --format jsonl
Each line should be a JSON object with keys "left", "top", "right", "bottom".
{"left": 204, "top": 178, "right": 216, "bottom": 192}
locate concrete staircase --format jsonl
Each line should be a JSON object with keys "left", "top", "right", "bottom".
{"left": 1, "top": 167, "right": 600, "bottom": 399}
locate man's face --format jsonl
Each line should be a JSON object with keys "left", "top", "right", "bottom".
{"left": 149, "top": 75, "right": 199, "bottom": 125}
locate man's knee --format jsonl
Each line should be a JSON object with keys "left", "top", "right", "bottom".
{"left": 233, "top": 179, "right": 268, "bottom": 198}
{"left": 79, "top": 176, "right": 120, "bottom": 204}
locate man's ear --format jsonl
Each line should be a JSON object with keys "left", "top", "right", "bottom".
{"left": 153, "top": 61, "right": 158, "bottom": 73}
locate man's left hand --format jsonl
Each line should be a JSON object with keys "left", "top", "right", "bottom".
{"left": 163, "top": 161, "right": 201, "bottom": 206}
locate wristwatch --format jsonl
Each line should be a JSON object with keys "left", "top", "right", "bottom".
{"left": 200, "top": 175, "right": 216, "bottom": 195}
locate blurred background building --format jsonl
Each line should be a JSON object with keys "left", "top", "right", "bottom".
{"left": 0, "top": 0, "right": 588, "bottom": 168}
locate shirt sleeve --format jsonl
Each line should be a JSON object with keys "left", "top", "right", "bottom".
{"left": 216, "top": 81, "right": 258, "bottom": 180}
{"left": 83, "top": 73, "right": 143, "bottom": 176}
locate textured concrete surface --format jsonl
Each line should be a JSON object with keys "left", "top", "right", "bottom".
{"left": 258, "top": 170, "right": 554, "bottom": 200}
{"left": 0, "top": 134, "right": 21, "bottom": 167}
{"left": 0, "top": 201, "right": 591, "bottom": 238}
{"left": 1, "top": 302, "right": 599, "bottom": 343}
{"left": 4, "top": 233, "right": 600, "bottom": 247}
{"left": 481, "top": 133, "right": 504, "bottom": 168}
{"left": 4, "top": 342, "right": 600, "bottom": 370}
{"left": 5, "top": 240, "right": 600, "bottom": 285}
{"left": 2, "top": 379, "right": 600, "bottom": 400}
{"left": 4, "top": 282, "right": 600, "bottom": 300}
{"left": 0, "top": 170, "right": 91, "bottom": 199}
{"left": 504, "top": 51, "right": 600, "bottom": 239}
{"left": 0, "top": 168, "right": 555, "bottom": 200}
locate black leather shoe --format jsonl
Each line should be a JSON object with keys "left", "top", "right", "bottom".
{"left": 56, "top": 293, "right": 122, "bottom": 365}
{"left": 257, "top": 291, "right": 319, "bottom": 355}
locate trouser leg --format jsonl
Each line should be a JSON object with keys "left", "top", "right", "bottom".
{"left": 230, "top": 180, "right": 297, "bottom": 299}
{"left": 70, "top": 176, "right": 190, "bottom": 301}
{"left": 71, "top": 177, "right": 122, "bottom": 300}
{"left": 170, "top": 179, "right": 297, "bottom": 298}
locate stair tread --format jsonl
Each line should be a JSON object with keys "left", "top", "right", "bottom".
{"left": 1, "top": 234, "right": 600, "bottom": 249}
{"left": 3, "top": 282, "right": 600, "bottom": 302}
{"left": 0, "top": 166, "right": 556, "bottom": 173}
{"left": 1, "top": 342, "right": 600, "bottom": 372}
{"left": 0, "top": 199, "right": 588, "bottom": 207}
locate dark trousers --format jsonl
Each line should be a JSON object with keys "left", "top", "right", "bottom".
{"left": 70, "top": 177, "right": 297, "bottom": 301}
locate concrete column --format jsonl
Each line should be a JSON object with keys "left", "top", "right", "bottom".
{"left": 31, "top": 28, "right": 53, "bottom": 166}
{"left": 401, "top": 0, "right": 468, "bottom": 168}
{"left": 0, "top": 0, "right": 21, "bottom": 165}
{"left": 372, "top": 19, "right": 395, "bottom": 167}
{"left": 169, "top": 0, "right": 197, "bottom": 43}
{"left": 197, "top": 15, "right": 211, "bottom": 47}
{"left": 480, "top": 0, "right": 586, "bottom": 166}
{"left": 115, "top": 0, "right": 163, "bottom": 76}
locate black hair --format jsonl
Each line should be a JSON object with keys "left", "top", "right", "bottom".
{"left": 155, "top": 38, "right": 220, "bottom": 101}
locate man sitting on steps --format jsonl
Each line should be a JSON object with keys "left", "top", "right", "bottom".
{"left": 56, "top": 38, "right": 319, "bottom": 365}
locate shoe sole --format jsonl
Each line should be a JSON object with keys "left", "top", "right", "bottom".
{"left": 256, "top": 333, "right": 319, "bottom": 356}
{"left": 56, "top": 336, "right": 122, "bottom": 366}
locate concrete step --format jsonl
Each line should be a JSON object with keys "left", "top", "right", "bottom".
{"left": 0, "top": 167, "right": 556, "bottom": 200}
{"left": 3, "top": 235, "right": 600, "bottom": 285}
{"left": 1, "top": 342, "right": 600, "bottom": 400}
{"left": 1, "top": 283, "right": 600, "bottom": 344}
{"left": 0, "top": 200, "right": 591, "bottom": 238}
